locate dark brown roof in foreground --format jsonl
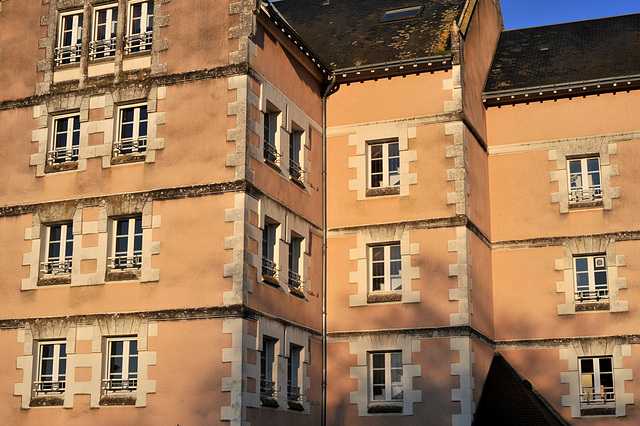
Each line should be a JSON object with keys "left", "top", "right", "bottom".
{"left": 271, "top": 0, "right": 467, "bottom": 69}
{"left": 474, "top": 353, "right": 569, "bottom": 425}
{"left": 485, "top": 13, "right": 640, "bottom": 94}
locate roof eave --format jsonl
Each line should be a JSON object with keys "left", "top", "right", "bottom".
{"left": 483, "top": 73, "right": 640, "bottom": 107}
{"left": 333, "top": 54, "right": 454, "bottom": 85}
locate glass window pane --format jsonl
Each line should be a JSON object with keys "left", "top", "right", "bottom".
{"left": 569, "top": 160, "right": 582, "bottom": 174}
{"left": 575, "top": 258, "right": 588, "bottom": 272}
{"left": 581, "top": 359, "right": 594, "bottom": 373}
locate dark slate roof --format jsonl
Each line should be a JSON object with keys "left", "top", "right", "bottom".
{"left": 485, "top": 13, "right": 640, "bottom": 94}
{"left": 474, "top": 354, "right": 569, "bottom": 426}
{"left": 271, "top": 0, "right": 467, "bottom": 69}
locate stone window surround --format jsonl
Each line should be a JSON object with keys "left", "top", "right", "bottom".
{"left": 560, "top": 341, "right": 633, "bottom": 418}
{"left": 253, "top": 77, "right": 321, "bottom": 191}
{"left": 245, "top": 317, "right": 311, "bottom": 413}
{"left": 555, "top": 237, "right": 627, "bottom": 315}
{"left": 37, "top": 0, "right": 168, "bottom": 94}
{"left": 30, "top": 86, "right": 166, "bottom": 177}
{"left": 349, "top": 334, "right": 422, "bottom": 416}
{"left": 22, "top": 197, "right": 161, "bottom": 290}
{"left": 347, "top": 121, "right": 418, "bottom": 200}
{"left": 14, "top": 318, "right": 157, "bottom": 409}
{"left": 349, "top": 224, "right": 420, "bottom": 307}
{"left": 549, "top": 138, "right": 620, "bottom": 213}
{"left": 247, "top": 196, "right": 312, "bottom": 297}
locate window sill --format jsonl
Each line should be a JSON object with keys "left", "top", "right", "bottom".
{"left": 366, "top": 186, "right": 400, "bottom": 197}
{"left": 45, "top": 162, "right": 78, "bottom": 174}
{"left": 287, "top": 400, "right": 304, "bottom": 411}
{"left": 569, "top": 200, "right": 604, "bottom": 210}
{"left": 99, "top": 394, "right": 136, "bottom": 406}
{"left": 367, "top": 402, "right": 403, "bottom": 414}
{"left": 260, "top": 395, "right": 279, "bottom": 408}
{"left": 105, "top": 269, "right": 141, "bottom": 282}
{"left": 111, "top": 154, "right": 146, "bottom": 165}
{"left": 367, "top": 292, "right": 402, "bottom": 304}
{"left": 288, "top": 284, "right": 306, "bottom": 299}
{"left": 262, "top": 274, "right": 280, "bottom": 287}
{"left": 38, "top": 276, "right": 71, "bottom": 286}
{"left": 289, "top": 175, "right": 305, "bottom": 188}
{"left": 264, "top": 158, "right": 281, "bottom": 172}
{"left": 580, "top": 405, "right": 615, "bottom": 416}
{"left": 575, "top": 301, "right": 610, "bottom": 312}
{"left": 30, "top": 396, "right": 64, "bottom": 407}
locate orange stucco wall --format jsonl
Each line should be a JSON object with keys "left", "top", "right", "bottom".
{"left": 0, "top": 1, "right": 45, "bottom": 102}
{"left": 159, "top": 0, "right": 239, "bottom": 74}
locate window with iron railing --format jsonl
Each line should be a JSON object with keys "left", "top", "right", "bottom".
{"left": 288, "top": 345, "right": 303, "bottom": 403}
{"left": 115, "top": 105, "right": 148, "bottom": 157}
{"left": 104, "top": 338, "right": 138, "bottom": 394}
{"left": 110, "top": 217, "right": 143, "bottom": 270}
{"left": 580, "top": 357, "right": 615, "bottom": 405}
{"left": 34, "top": 342, "right": 67, "bottom": 396}
{"left": 90, "top": 5, "right": 118, "bottom": 60}
{"left": 55, "top": 11, "right": 83, "bottom": 66}
{"left": 262, "top": 222, "right": 279, "bottom": 284}
{"left": 574, "top": 255, "right": 608, "bottom": 302}
{"left": 568, "top": 157, "right": 602, "bottom": 203}
{"left": 42, "top": 223, "right": 73, "bottom": 276}
{"left": 260, "top": 337, "right": 277, "bottom": 397}
{"left": 289, "top": 129, "right": 304, "bottom": 182}
{"left": 288, "top": 237, "right": 303, "bottom": 291}
{"left": 49, "top": 115, "right": 80, "bottom": 165}
{"left": 125, "top": 1, "right": 154, "bottom": 53}
{"left": 263, "top": 111, "right": 280, "bottom": 164}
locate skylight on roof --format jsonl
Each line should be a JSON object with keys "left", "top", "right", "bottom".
{"left": 380, "top": 5, "right": 423, "bottom": 22}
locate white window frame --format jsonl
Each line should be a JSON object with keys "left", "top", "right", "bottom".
{"left": 34, "top": 341, "right": 67, "bottom": 396}
{"left": 262, "top": 221, "right": 279, "bottom": 283}
{"left": 125, "top": 0, "right": 154, "bottom": 54}
{"left": 369, "top": 351, "right": 403, "bottom": 403}
{"left": 42, "top": 223, "right": 73, "bottom": 275}
{"left": 115, "top": 104, "right": 148, "bottom": 156}
{"left": 368, "top": 139, "right": 400, "bottom": 189}
{"left": 49, "top": 114, "right": 80, "bottom": 165}
{"left": 574, "top": 255, "right": 608, "bottom": 302}
{"left": 103, "top": 337, "right": 138, "bottom": 394}
{"left": 369, "top": 243, "right": 402, "bottom": 293}
{"left": 289, "top": 127, "right": 304, "bottom": 182}
{"left": 263, "top": 110, "right": 280, "bottom": 165}
{"left": 55, "top": 10, "right": 83, "bottom": 66}
{"left": 260, "top": 336, "right": 277, "bottom": 397}
{"left": 110, "top": 216, "right": 143, "bottom": 270}
{"left": 568, "top": 157, "right": 602, "bottom": 203}
{"left": 287, "top": 344, "right": 303, "bottom": 403}
{"left": 90, "top": 4, "right": 118, "bottom": 60}
{"left": 580, "top": 357, "right": 615, "bottom": 406}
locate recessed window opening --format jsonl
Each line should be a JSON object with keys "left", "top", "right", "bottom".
{"left": 380, "top": 5, "right": 423, "bottom": 22}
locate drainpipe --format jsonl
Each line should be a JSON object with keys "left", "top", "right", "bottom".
{"left": 321, "top": 73, "right": 336, "bottom": 426}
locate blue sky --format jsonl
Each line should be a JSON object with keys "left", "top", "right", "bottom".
{"left": 501, "top": 0, "right": 640, "bottom": 29}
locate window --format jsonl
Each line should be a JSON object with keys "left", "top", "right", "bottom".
{"left": 49, "top": 115, "right": 80, "bottom": 165}
{"left": 126, "top": 1, "right": 154, "bottom": 53}
{"left": 380, "top": 5, "right": 423, "bottom": 22}
{"left": 34, "top": 342, "right": 67, "bottom": 396}
{"left": 568, "top": 157, "right": 602, "bottom": 203}
{"left": 580, "top": 357, "right": 614, "bottom": 406}
{"left": 55, "top": 11, "right": 83, "bottom": 65}
{"left": 288, "top": 236, "right": 303, "bottom": 294}
{"left": 369, "top": 352, "right": 403, "bottom": 403}
{"left": 369, "top": 140, "right": 400, "bottom": 189}
{"left": 370, "top": 244, "right": 402, "bottom": 292}
{"left": 103, "top": 338, "right": 138, "bottom": 393}
{"left": 289, "top": 129, "right": 304, "bottom": 182}
{"left": 115, "top": 105, "right": 148, "bottom": 156}
{"left": 90, "top": 5, "right": 118, "bottom": 60}
{"left": 574, "top": 255, "right": 608, "bottom": 302}
{"left": 110, "top": 216, "right": 142, "bottom": 270}
{"left": 263, "top": 111, "right": 280, "bottom": 165}
{"left": 262, "top": 222, "right": 279, "bottom": 285}
{"left": 287, "top": 345, "right": 303, "bottom": 406}
{"left": 260, "top": 337, "right": 277, "bottom": 398}
{"left": 42, "top": 223, "right": 73, "bottom": 275}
